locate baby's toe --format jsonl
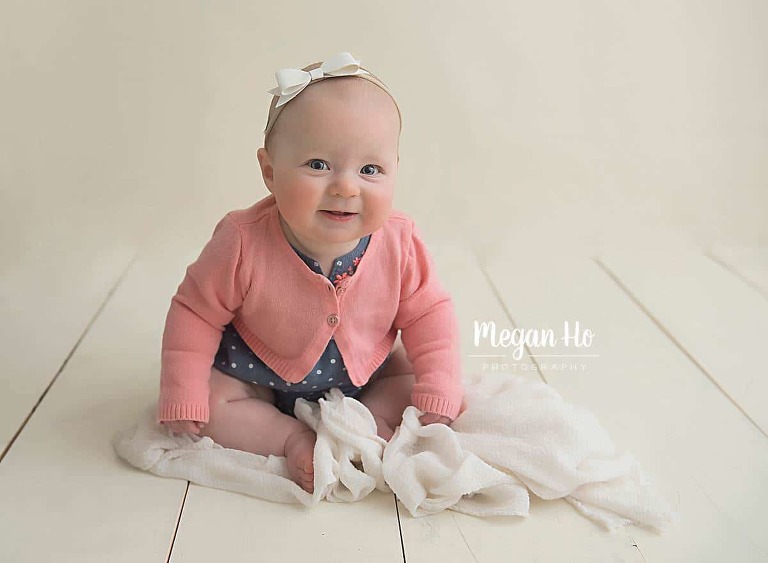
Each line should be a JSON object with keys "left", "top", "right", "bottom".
{"left": 300, "top": 455, "right": 314, "bottom": 473}
{"left": 284, "top": 427, "right": 316, "bottom": 492}
{"left": 300, "top": 464, "right": 314, "bottom": 488}
{"left": 294, "top": 467, "right": 313, "bottom": 491}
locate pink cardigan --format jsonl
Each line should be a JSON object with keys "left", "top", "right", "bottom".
{"left": 157, "top": 194, "right": 464, "bottom": 423}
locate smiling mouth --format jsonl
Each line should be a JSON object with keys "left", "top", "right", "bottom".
{"left": 321, "top": 210, "right": 357, "bottom": 216}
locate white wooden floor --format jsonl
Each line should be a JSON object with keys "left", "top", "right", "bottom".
{"left": 3, "top": 0, "right": 767, "bottom": 559}
{"left": 1, "top": 202, "right": 767, "bottom": 561}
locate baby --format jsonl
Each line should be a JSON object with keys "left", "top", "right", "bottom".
{"left": 156, "top": 52, "right": 465, "bottom": 493}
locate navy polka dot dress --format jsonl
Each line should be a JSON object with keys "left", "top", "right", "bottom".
{"left": 213, "top": 234, "right": 388, "bottom": 417}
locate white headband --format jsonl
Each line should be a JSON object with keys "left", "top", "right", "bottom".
{"left": 263, "top": 52, "right": 402, "bottom": 142}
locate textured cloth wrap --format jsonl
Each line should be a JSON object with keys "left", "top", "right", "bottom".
{"left": 114, "top": 374, "right": 678, "bottom": 532}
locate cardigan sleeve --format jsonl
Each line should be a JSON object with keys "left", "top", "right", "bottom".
{"left": 393, "top": 223, "right": 465, "bottom": 420}
{"left": 156, "top": 214, "right": 246, "bottom": 424}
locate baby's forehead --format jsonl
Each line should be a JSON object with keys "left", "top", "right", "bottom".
{"left": 299, "top": 77, "right": 397, "bottom": 115}
{"left": 267, "top": 77, "right": 401, "bottom": 154}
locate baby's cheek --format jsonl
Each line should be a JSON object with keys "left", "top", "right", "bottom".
{"left": 364, "top": 193, "right": 394, "bottom": 223}
{"left": 277, "top": 194, "right": 315, "bottom": 223}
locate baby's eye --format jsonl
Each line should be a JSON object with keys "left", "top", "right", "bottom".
{"left": 361, "top": 164, "right": 381, "bottom": 176}
{"left": 307, "top": 159, "right": 329, "bottom": 171}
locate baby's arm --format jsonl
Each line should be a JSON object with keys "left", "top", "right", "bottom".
{"left": 157, "top": 215, "right": 246, "bottom": 427}
{"left": 394, "top": 222, "right": 465, "bottom": 422}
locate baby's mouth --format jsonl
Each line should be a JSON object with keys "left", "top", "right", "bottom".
{"left": 321, "top": 210, "right": 357, "bottom": 216}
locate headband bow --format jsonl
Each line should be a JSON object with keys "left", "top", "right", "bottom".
{"left": 267, "top": 52, "right": 370, "bottom": 107}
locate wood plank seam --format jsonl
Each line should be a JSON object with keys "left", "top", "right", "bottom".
{"left": 472, "top": 246, "right": 549, "bottom": 386}
{"left": 0, "top": 252, "right": 139, "bottom": 465}
{"left": 704, "top": 250, "right": 768, "bottom": 301}
{"left": 167, "top": 481, "right": 191, "bottom": 563}
{"left": 628, "top": 534, "right": 648, "bottom": 562}
{"left": 394, "top": 492, "right": 407, "bottom": 562}
{"left": 690, "top": 474, "right": 766, "bottom": 554}
{"left": 593, "top": 256, "right": 768, "bottom": 441}
{"left": 452, "top": 512, "right": 480, "bottom": 563}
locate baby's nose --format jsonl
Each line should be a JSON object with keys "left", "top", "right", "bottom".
{"left": 330, "top": 173, "right": 360, "bottom": 197}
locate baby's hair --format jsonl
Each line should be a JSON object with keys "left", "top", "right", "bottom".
{"left": 263, "top": 59, "right": 403, "bottom": 154}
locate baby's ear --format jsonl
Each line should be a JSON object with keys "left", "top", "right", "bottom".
{"left": 256, "top": 147, "right": 275, "bottom": 192}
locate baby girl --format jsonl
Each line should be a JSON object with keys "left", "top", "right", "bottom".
{"left": 156, "top": 52, "right": 465, "bottom": 493}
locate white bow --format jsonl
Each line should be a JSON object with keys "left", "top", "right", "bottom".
{"left": 268, "top": 52, "right": 370, "bottom": 107}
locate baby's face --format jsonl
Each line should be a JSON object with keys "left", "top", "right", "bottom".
{"left": 257, "top": 78, "right": 400, "bottom": 256}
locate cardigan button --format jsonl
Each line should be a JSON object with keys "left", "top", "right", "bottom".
{"left": 327, "top": 314, "right": 339, "bottom": 326}
{"left": 336, "top": 286, "right": 346, "bottom": 296}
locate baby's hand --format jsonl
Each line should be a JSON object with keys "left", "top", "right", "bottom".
{"left": 162, "top": 420, "right": 205, "bottom": 435}
{"left": 418, "top": 413, "right": 453, "bottom": 426}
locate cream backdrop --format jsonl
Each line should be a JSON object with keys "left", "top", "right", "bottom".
{"left": 2, "top": 1, "right": 766, "bottom": 275}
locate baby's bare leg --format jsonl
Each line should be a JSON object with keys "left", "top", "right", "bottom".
{"left": 358, "top": 340, "right": 415, "bottom": 441}
{"left": 200, "top": 367, "right": 316, "bottom": 492}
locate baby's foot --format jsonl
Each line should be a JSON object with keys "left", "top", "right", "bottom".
{"left": 284, "top": 427, "right": 317, "bottom": 493}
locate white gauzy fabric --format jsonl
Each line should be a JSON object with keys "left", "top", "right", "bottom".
{"left": 113, "top": 374, "right": 677, "bottom": 532}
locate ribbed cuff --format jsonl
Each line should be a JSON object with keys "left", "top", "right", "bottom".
{"left": 156, "top": 402, "right": 210, "bottom": 424}
{"left": 411, "top": 393, "right": 460, "bottom": 421}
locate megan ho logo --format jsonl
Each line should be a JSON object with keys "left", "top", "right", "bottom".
{"left": 469, "top": 321, "right": 598, "bottom": 373}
